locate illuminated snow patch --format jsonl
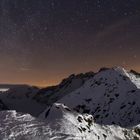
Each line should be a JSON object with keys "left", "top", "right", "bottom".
{"left": 0, "top": 88, "right": 9, "bottom": 92}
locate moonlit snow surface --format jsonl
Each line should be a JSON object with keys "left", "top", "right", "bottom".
{"left": 0, "top": 104, "right": 140, "bottom": 140}
{"left": 0, "top": 88, "right": 9, "bottom": 92}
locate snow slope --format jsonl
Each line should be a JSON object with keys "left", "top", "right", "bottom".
{"left": 1, "top": 103, "right": 140, "bottom": 140}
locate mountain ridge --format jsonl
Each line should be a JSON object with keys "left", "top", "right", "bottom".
{"left": 0, "top": 67, "right": 140, "bottom": 139}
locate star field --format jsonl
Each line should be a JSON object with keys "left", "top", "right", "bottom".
{"left": 0, "top": 0, "right": 140, "bottom": 86}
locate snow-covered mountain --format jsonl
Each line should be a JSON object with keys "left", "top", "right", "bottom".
{"left": 0, "top": 67, "right": 140, "bottom": 140}
{"left": 0, "top": 73, "right": 94, "bottom": 116}
{"left": 41, "top": 67, "right": 140, "bottom": 127}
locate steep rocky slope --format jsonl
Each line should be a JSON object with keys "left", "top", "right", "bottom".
{"left": 34, "top": 72, "right": 94, "bottom": 105}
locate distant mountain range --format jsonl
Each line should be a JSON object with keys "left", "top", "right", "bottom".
{"left": 0, "top": 67, "right": 140, "bottom": 140}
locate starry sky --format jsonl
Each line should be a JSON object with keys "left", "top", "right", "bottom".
{"left": 0, "top": 0, "right": 140, "bottom": 86}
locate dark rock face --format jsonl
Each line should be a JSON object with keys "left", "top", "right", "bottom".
{"left": 0, "top": 99, "right": 8, "bottom": 110}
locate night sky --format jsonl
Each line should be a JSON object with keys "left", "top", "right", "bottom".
{"left": 0, "top": 0, "right": 140, "bottom": 86}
